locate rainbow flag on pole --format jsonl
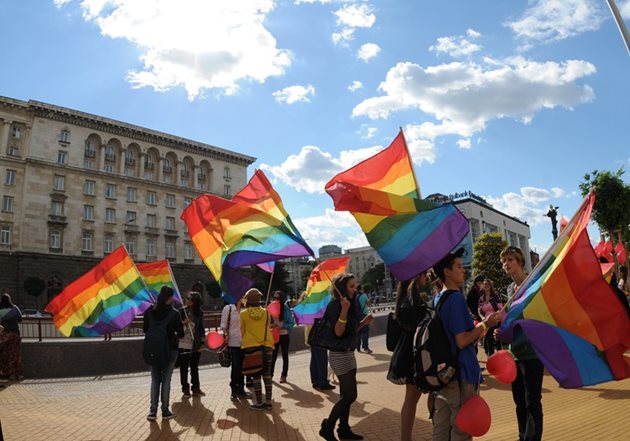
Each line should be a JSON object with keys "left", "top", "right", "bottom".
{"left": 45, "top": 246, "right": 153, "bottom": 337}
{"left": 325, "top": 130, "right": 469, "bottom": 281}
{"left": 500, "top": 191, "right": 630, "bottom": 388}
{"left": 181, "top": 170, "right": 313, "bottom": 303}
{"left": 137, "top": 260, "right": 183, "bottom": 304}
{"left": 293, "top": 257, "right": 350, "bottom": 325}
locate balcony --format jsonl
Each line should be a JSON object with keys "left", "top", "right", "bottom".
{"left": 163, "top": 166, "right": 172, "bottom": 174}
{"left": 198, "top": 173, "right": 206, "bottom": 181}
{"left": 144, "top": 162, "right": 154, "bottom": 170}
{"left": 144, "top": 226, "right": 160, "bottom": 235}
{"left": 105, "top": 154, "right": 116, "bottom": 162}
{"left": 180, "top": 169, "right": 190, "bottom": 177}
{"left": 125, "top": 157, "right": 136, "bottom": 166}
{"left": 47, "top": 215, "right": 67, "bottom": 226}
{"left": 85, "top": 150, "right": 96, "bottom": 158}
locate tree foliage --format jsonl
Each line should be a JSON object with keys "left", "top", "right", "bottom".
{"left": 252, "top": 262, "right": 292, "bottom": 297}
{"left": 361, "top": 263, "right": 385, "bottom": 291}
{"left": 24, "top": 277, "right": 46, "bottom": 298}
{"left": 471, "top": 233, "right": 512, "bottom": 295}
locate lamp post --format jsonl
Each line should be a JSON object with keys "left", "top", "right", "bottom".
{"left": 546, "top": 205, "right": 560, "bottom": 241}
{"left": 606, "top": 0, "right": 630, "bottom": 56}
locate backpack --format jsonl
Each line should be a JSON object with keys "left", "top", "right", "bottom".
{"left": 143, "top": 309, "right": 173, "bottom": 368}
{"left": 413, "top": 290, "right": 459, "bottom": 392}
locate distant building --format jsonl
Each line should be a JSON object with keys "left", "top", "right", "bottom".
{"left": 530, "top": 249, "right": 540, "bottom": 268}
{"left": 282, "top": 256, "right": 313, "bottom": 297}
{"left": 344, "top": 246, "right": 383, "bottom": 284}
{"left": 427, "top": 191, "right": 532, "bottom": 272}
{"left": 318, "top": 244, "right": 342, "bottom": 259}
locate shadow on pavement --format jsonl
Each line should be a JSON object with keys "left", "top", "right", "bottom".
{"left": 274, "top": 382, "right": 327, "bottom": 409}
{"left": 171, "top": 395, "right": 215, "bottom": 437}
{"left": 223, "top": 405, "right": 309, "bottom": 441}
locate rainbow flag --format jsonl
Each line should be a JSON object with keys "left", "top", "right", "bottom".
{"left": 181, "top": 170, "right": 313, "bottom": 303}
{"left": 137, "top": 260, "right": 183, "bottom": 304}
{"left": 325, "top": 130, "right": 469, "bottom": 281}
{"left": 500, "top": 192, "right": 630, "bottom": 388}
{"left": 293, "top": 257, "right": 350, "bottom": 325}
{"left": 45, "top": 246, "right": 153, "bottom": 337}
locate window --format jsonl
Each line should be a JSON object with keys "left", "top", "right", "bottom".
{"left": 165, "top": 216, "right": 176, "bottom": 230}
{"left": 5, "top": 170, "right": 16, "bottom": 186}
{"left": 2, "top": 196, "right": 13, "bottom": 212}
{"left": 147, "top": 214, "right": 157, "bottom": 228}
{"left": 146, "top": 238, "right": 155, "bottom": 257}
{"left": 125, "top": 150, "right": 134, "bottom": 165}
{"left": 184, "top": 242, "right": 194, "bottom": 260}
{"left": 105, "top": 184, "right": 116, "bottom": 199}
{"left": 165, "top": 240, "right": 175, "bottom": 258}
{"left": 7, "top": 146, "right": 18, "bottom": 156}
{"left": 224, "top": 185, "right": 231, "bottom": 196}
{"left": 84, "top": 159, "right": 94, "bottom": 169}
{"left": 147, "top": 191, "right": 156, "bottom": 205}
{"left": 184, "top": 197, "right": 192, "bottom": 208}
{"left": 59, "top": 129, "right": 70, "bottom": 143}
{"left": 163, "top": 158, "right": 171, "bottom": 173}
{"left": 0, "top": 225, "right": 11, "bottom": 245}
{"left": 105, "top": 145, "right": 116, "bottom": 162}
{"left": 53, "top": 175, "right": 65, "bottom": 191}
{"left": 126, "top": 211, "right": 136, "bottom": 224}
{"left": 51, "top": 201, "right": 64, "bottom": 216}
{"left": 82, "top": 231, "right": 93, "bottom": 251}
{"left": 165, "top": 194, "right": 175, "bottom": 208}
{"left": 127, "top": 187, "right": 137, "bottom": 202}
{"left": 50, "top": 230, "right": 61, "bottom": 249}
{"left": 105, "top": 208, "right": 116, "bottom": 223}
{"left": 104, "top": 234, "right": 114, "bottom": 254}
{"left": 85, "top": 141, "right": 96, "bottom": 157}
{"left": 83, "top": 205, "right": 94, "bottom": 221}
{"left": 224, "top": 166, "right": 231, "bottom": 179}
{"left": 125, "top": 236, "right": 136, "bottom": 255}
{"left": 83, "top": 180, "right": 95, "bottom": 196}
{"left": 104, "top": 164, "right": 114, "bottom": 173}
{"left": 57, "top": 151, "right": 67, "bottom": 164}
{"left": 11, "top": 126, "right": 21, "bottom": 139}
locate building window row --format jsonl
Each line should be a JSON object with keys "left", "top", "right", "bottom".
{"left": 72, "top": 231, "right": 185, "bottom": 259}
{"left": 0, "top": 224, "right": 11, "bottom": 245}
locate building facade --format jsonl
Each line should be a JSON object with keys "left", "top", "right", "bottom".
{"left": 318, "top": 244, "right": 342, "bottom": 259}
{"left": 0, "top": 96, "right": 255, "bottom": 307}
{"left": 344, "top": 246, "right": 383, "bottom": 284}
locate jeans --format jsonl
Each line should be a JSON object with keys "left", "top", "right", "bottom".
{"left": 150, "top": 350, "right": 178, "bottom": 414}
{"left": 229, "top": 346, "right": 245, "bottom": 392}
{"left": 357, "top": 324, "right": 370, "bottom": 350}
{"left": 432, "top": 380, "right": 478, "bottom": 441}
{"left": 511, "top": 358, "right": 544, "bottom": 441}
{"left": 271, "top": 333, "right": 290, "bottom": 378}
{"left": 178, "top": 349, "right": 201, "bottom": 393}
{"left": 310, "top": 346, "right": 329, "bottom": 387}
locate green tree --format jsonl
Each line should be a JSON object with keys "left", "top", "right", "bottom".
{"left": 579, "top": 168, "right": 630, "bottom": 264}
{"left": 24, "top": 276, "right": 46, "bottom": 309}
{"left": 300, "top": 261, "right": 318, "bottom": 289}
{"left": 252, "top": 262, "right": 292, "bottom": 298}
{"left": 361, "top": 263, "right": 385, "bottom": 291}
{"left": 471, "top": 233, "right": 512, "bottom": 296}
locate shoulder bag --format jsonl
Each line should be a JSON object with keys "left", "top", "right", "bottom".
{"left": 241, "top": 309, "right": 269, "bottom": 375}
{"left": 217, "top": 306, "right": 232, "bottom": 368}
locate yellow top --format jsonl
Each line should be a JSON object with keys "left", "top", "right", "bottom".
{"left": 240, "top": 307, "right": 274, "bottom": 349}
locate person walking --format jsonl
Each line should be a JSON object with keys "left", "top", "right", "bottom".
{"left": 178, "top": 292, "right": 205, "bottom": 398}
{"left": 221, "top": 298, "right": 251, "bottom": 400}
{"left": 319, "top": 273, "right": 373, "bottom": 441}
{"left": 477, "top": 279, "right": 503, "bottom": 357}
{"left": 240, "top": 288, "right": 275, "bottom": 411}
{"left": 0, "top": 293, "right": 23, "bottom": 381}
{"left": 143, "top": 286, "right": 184, "bottom": 421}
{"left": 270, "top": 291, "right": 294, "bottom": 383}
{"left": 355, "top": 285, "right": 372, "bottom": 354}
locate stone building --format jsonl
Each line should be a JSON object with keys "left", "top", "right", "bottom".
{"left": 0, "top": 96, "right": 255, "bottom": 308}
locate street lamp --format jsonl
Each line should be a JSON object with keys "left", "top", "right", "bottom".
{"left": 546, "top": 205, "right": 560, "bottom": 241}
{"left": 606, "top": 0, "right": 630, "bottom": 56}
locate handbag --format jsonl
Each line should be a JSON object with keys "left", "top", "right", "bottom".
{"left": 386, "top": 312, "right": 403, "bottom": 352}
{"left": 241, "top": 309, "right": 269, "bottom": 376}
{"left": 308, "top": 317, "right": 354, "bottom": 351}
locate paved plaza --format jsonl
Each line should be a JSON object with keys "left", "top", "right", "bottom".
{"left": 1, "top": 335, "right": 629, "bottom": 441}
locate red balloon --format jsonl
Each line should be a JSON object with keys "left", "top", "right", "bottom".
{"left": 271, "top": 327, "right": 280, "bottom": 344}
{"left": 206, "top": 331, "right": 225, "bottom": 350}
{"left": 268, "top": 301, "right": 281, "bottom": 319}
{"left": 487, "top": 350, "right": 517, "bottom": 384}
{"left": 456, "top": 395, "right": 491, "bottom": 437}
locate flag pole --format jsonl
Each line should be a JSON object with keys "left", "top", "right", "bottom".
{"left": 265, "top": 266, "right": 276, "bottom": 306}
{"left": 606, "top": 0, "right": 630, "bottom": 56}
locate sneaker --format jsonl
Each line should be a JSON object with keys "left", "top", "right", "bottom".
{"left": 364, "top": 349, "right": 373, "bottom": 354}
{"left": 182, "top": 389, "right": 191, "bottom": 398}
{"left": 162, "top": 411, "right": 176, "bottom": 420}
{"left": 279, "top": 376, "right": 287, "bottom": 383}
{"left": 237, "top": 390, "right": 252, "bottom": 398}
{"left": 262, "top": 402, "right": 273, "bottom": 410}
{"left": 231, "top": 392, "right": 238, "bottom": 401}
{"left": 246, "top": 381, "right": 254, "bottom": 388}
{"left": 319, "top": 383, "right": 335, "bottom": 390}
{"left": 337, "top": 427, "right": 364, "bottom": 440}
{"left": 319, "top": 419, "right": 338, "bottom": 441}
{"left": 192, "top": 390, "right": 206, "bottom": 396}
{"left": 249, "top": 403, "right": 265, "bottom": 411}
{"left": 146, "top": 413, "right": 157, "bottom": 421}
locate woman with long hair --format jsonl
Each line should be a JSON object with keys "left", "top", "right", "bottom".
{"left": 477, "top": 279, "right": 503, "bottom": 357}
{"left": 178, "top": 291, "right": 206, "bottom": 397}
{"left": 320, "top": 273, "right": 372, "bottom": 441}
{"left": 0, "top": 293, "right": 23, "bottom": 380}
{"left": 143, "top": 286, "right": 184, "bottom": 421}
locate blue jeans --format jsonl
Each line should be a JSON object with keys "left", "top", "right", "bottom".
{"left": 310, "top": 346, "right": 329, "bottom": 387}
{"left": 357, "top": 324, "right": 370, "bottom": 350}
{"left": 150, "top": 350, "right": 178, "bottom": 414}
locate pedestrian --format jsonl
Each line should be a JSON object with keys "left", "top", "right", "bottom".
{"left": 0, "top": 293, "right": 23, "bottom": 381}
{"left": 240, "top": 288, "right": 275, "bottom": 411}
{"left": 270, "top": 290, "right": 294, "bottom": 383}
{"left": 355, "top": 285, "right": 372, "bottom": 354}
{"left": 466, "top": 275, "right": 485, "bottom": 321}
{"left": 431, "top": 249, "right": 500, "bottom": 441}
{"left": 499, "top": 246, "right": 544, "bottom": 441}
{"left": 178, "top": 291, "right": 205, "bottom": 398}
{"left": 143, "top": 286, "right": 184, "bottom": 421}
{"left": 319, "top": 273, "right": 373, "bottom": 441}
{"left": 221, "top": 298, "right": 251, "bottom": 400}
{"left": 388, "top": 272, "right": 429, "bottom": 441}
{"left": 477, "top": 279, "right": 503, "bottom": 357}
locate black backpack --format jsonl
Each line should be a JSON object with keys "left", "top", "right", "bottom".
{"left": 143, "top": 310, "right": 173, "bottom": 368}
{"left": 413, "top": 290, "right": 459, "bottom": 392}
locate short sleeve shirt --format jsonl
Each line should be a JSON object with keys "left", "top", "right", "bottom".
{"left": 434, "top": 290, "right": 480, "bottom": 385}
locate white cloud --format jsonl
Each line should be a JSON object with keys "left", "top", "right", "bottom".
{"left": 430, "top": 29, "right": 482, "bottom": 57}
{"left": 260, "top": 144, "right": 383, "bottom": 193}
{"left": 53, "top": 0, "right": 71, "bottom": 7}
{"left": 273, "top": 84, "right": 316, "bottom": 104}
{"left": 621, "top": 1, "right": 630, "bottom": 18}
{"left": 457, "top": 139, "right": 471, "bottom": 149}
{"left": 505, "top": 0, "right": 607, "bottom": 47}
{"left": 357, "top": 43, "right": 381, "bottom": 62}
{"left": 294, "top": 209, "right": 368, "bottom": 254}
{"left": 332, "top": 3, "right": 376, "bottom": 45}
{"left": 348, "top": 80, "right": 363, "bottom": 92}
{"left": 485, "top": 186, "right": 566, "bottom": 225}
{"left": 294, "top": 0, "right": 333, "bottom": 4}
{"left": 356, "top": 124, "right": 377, "bottom": 139}
{"left": 63, "top": 0, "right": 291, "bottom": 100}
{"left": 352, "top": 57, "right": 595, "bottom": 159}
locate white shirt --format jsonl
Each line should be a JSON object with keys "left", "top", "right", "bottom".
{"left": 220, "top": 304, "right": 242, "bottom": 347}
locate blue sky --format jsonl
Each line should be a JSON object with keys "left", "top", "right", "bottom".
{"left": 2, "top": 0, "right": 629, "bottom": 256}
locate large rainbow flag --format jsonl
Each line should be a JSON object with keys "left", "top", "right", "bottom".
{"left": 325, "top": 130, "right": 469, "bottom": 281}
{"left": 293, "top": 256, "right": 350, "bottom": 325}
{"left": 137, "top": 260, "right": 183, "bottom": 304}
{"left": 500, "top": 191, "right": 630, "bottom": 388}
{"left": 181, "top": 170, "right": 313, "bottom": 303}
{"left": 45, "top": 246, "right": 153, "bottom": 337}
